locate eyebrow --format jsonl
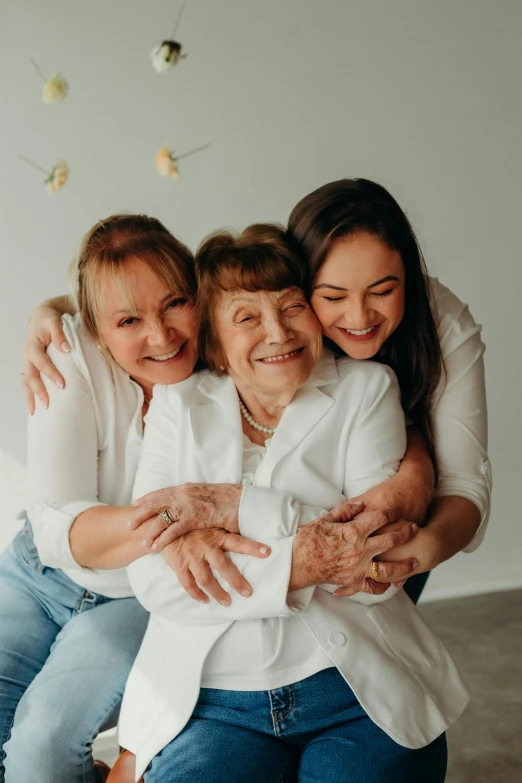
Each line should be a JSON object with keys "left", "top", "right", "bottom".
{"left": 111, "top": 292, "right": 177, "bottom": 317}
{"left": 313, "top": 276, "right": 399, "bottom": 292}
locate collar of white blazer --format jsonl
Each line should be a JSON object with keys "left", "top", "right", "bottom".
{"left": 189, "top": 347, "right": 340, "bottom": 485}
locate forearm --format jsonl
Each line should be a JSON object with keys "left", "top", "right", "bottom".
{"left": 70, "top": 505, "right": 155, "bottom": 569}
{"left": 352, "top": 428, "right": 434, "bottom": 524}
{"left": 378, "top": 495, "right": 481, "bottom": 576}
{"left": 39, "top": 295, "right": 74, "bottom": 316}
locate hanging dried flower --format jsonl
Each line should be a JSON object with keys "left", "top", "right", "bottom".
{"left": 19, "top": 155, "right": 70, "bottom": 195}
{"left": 150, "top": 4, "right": 187, "bottom": 73}
{"left": 154, "top": 146, "right": 179, "bottom": 179}
{"left": 153, "top": 143, "right": 211, "bottom": 181}
{"left": 151, "top": 41, "right": 185, "bottom": 73}
{"left": 45, "top": 160, "right": 69, "bottom": 194}
{"left": 43, "top": 74, "right": 69, "bottom": 103}
{"left": 31, "top": 59, "right": 69, "bottom": 103}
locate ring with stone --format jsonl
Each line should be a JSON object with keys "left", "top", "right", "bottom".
{"left": 370, "top": 561, "right": 379, "bottom": 579}
{"left": 161, "top": 509, "right": 175, "bottom": 527}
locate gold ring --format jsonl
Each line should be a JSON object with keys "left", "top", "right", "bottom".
{"left": 370, "top": 561, "right": 379, "bottom": 579}
{"left": 161, "top": 509, "right": 175, "bottom": 526}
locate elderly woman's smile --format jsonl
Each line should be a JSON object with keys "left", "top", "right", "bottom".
{"left": 214, "top": 287, "right": 323, "bottom": 400}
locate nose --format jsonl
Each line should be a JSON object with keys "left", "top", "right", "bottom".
{"left": 147, "top": 317, "right": 172, "bottom": 346}
{"left": 344, "top": 297, "right": 373, "bottom": 328}
{"left": 263, "top": 312, "right": 294, "bottom": 345}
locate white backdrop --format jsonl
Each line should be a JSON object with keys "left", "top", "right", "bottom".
{"left": 1, "top": 0, "right": 521, "bottom": 600}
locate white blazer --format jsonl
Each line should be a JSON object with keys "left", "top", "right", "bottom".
{"left": 119, "top": 350, "right": 469, "bottom": 780}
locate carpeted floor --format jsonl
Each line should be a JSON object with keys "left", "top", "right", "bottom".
{"left": 420, "top": 589, "right": 522, "bottom": 782}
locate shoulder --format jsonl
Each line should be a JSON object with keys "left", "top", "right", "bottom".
{"left": 428, "top": 277, "right": 482, "bottom": 353}
{"left": 334, "top": 353, "right": 399, "bottom": 395}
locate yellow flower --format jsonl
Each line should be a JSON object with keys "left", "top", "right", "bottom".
{"left": 45, "top": 160, "right": 69, "bottom": 194}
{"left": 42, "top": 73, "right": 68, "bottom": 103}
{"left": 154, "top": 147, "right": 179, "bottom": 180}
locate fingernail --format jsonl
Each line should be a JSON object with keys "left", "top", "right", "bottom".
{"left": 411, "top": 523, "right": 418, "bottom": 533}
{"left": 142, "top": 540, "right": 149, "bottom": 547}
{"left": 220, "top": 599, "right": 231, "bottom": 607}
{"left": 396, "top": 580, "right": 406, "bottom": 588}
{"left": 241, "top": 589, "right": 251, "bottom": 597}
{"left": 259, "top": 546, "right": 269, "bottom": 555}
{"left": 152, "top": 543, "right": 158, "bottom": 551}
{"left": 131, "top": 500, "right": 140, "bottom": 507}
{"left": 410, "top": 559, "right": 418, "bottom": 568}
{"left": 55, "top": 380, "right": 64, "bottom": 389}
{"left": 126, "top": 520, "right": 132, "bottom": 528}
{"left": 351, "top": 501, "right": 364, "bottom": 507}
{"left": 198, "top": 596, "right": 209, "bottom": 603}
{"left": 39, "top": 398, "right": 48, "bottom": 409}
{"left": 62, "top": 342, "right": 71, "bottom": 353}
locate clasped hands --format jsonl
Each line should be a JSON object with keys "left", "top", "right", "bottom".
{"left": 128, "top": 484, "right": 421, "bottom": 606}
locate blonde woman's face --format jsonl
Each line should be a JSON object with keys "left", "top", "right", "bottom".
{"left": 311, "top": 233, "right": 405, "bottom": 360}
{"left": 96, "top": 257, "right": 198, "bottom": 396}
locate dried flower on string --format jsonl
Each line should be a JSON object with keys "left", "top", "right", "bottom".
{"left": 19, "top": 155, "right": 70, "bottom": 195}
{"left": 150, "top": 3, "right": 187, "bottom": 73}
{"left": 153, "top": 143, "right": 211, "bottom": 181}
{"left": 150, "top": 40, "right": 186, "bottom": 73}
{"left": 43, "top": 74, "right": 69, "bottom": 103}
{"left": 45, "top": 160, "right": 69, "bottom": 194}
{"left": 154, "top": 146, "right": 179, "bottom": 179}
{"left": 31, "top": 59, "right": 69, "bottom": 103}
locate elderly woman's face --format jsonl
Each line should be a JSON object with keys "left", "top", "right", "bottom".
{"left": 214, "top": 286, "right": 323, "bottom": 396}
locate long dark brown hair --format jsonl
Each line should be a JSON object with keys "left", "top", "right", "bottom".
{"left": 288, "top": 178, "right": 443, "bottom": 469}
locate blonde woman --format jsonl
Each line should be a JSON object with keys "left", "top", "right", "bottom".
{"left": 0, "top": 215, "right": 268, "bottom": 783}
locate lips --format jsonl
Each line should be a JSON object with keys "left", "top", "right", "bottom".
{"left": 337, "top": 325, "right": 381, "bottom": 342}
{"left": 258, "top": 348, "right": 303, "bottom": 363}
{"left": 146, "top": 343, "right": 185, "bottom": 361}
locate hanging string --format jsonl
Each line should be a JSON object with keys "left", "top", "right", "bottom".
{"left": 175, "top": 143, "right": 211, "bottom": 161}
{"left": 18, "top": 154, "right": 50, "bottom": 175}
{"left": 170, "top": 3, "right": 185, "bottom": 39}
{"left": 30, "top": 58, "right": 47, "bottom": 82}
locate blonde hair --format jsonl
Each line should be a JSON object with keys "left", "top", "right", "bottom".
{"left": 69, "top": 213, "right": 196, "bottom": 342}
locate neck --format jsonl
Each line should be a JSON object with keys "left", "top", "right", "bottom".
{"left": 235, "top": 384, "right": 297, "bottom": 428}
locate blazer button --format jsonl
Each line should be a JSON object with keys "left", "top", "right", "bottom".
{"left": 328, "top": 631, "right": 346, "bottom": 648}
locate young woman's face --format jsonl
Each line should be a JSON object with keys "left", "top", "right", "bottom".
{"left": 96, "top": 257, "right": 198, "bottom": 396}
{"left": 310, "top": 233, "right": 405, "bottom": 360}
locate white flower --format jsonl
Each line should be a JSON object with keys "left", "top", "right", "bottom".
{"left": 154, "top": 147, "right": 179, "bottom": 179}
{"left": 150, "top": 40, "right": 184, "bottom": 73}
{"left": 43, "top": 73, "right": 68, "bottom": 103}
{"left": 45, "top": 160, "right": 69, "bottom": 194}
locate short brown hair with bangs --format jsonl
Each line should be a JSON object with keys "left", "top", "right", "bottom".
{"left": 70, "top": 213, "right": 196, "bottom": 344}
{"left": 195, "top": 223, "right": 307, "bottom": 373}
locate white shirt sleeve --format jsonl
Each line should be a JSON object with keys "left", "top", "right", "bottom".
{"left": 431, "top": 282, "right": 491, "bottom": 551}
{"left": 28, "top": 334, "right": 105, "bottom": 571}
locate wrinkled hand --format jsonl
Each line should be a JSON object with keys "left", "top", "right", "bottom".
{"left": 161, "top": 529, "right": 271, "bottom": 605}
{"left": 290, "top": 502, "right": 418, "bottom": 597}
{"left": 23, "top": 306, "right": 71, "bottom": 414}
{"left": 129, "top": 483, "right": 243, "bottom": 550}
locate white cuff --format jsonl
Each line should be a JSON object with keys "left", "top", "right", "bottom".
{"left": 31, "top": 500, "right": 106, "bottom": 571}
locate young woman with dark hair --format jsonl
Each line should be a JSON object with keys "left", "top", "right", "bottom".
{"left": 288, "top": 178, "right": 491, "bottom": 601}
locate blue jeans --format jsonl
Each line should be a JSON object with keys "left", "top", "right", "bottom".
{"left": 0, "top": 519, "right": 149, "bottom": 783}
{"left": 146, "top": 667, "right": 447, "bottom": 783}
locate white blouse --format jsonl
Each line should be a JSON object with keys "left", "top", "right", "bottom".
{"left": 201, "top": 435, "right": 333, "bottom": 690}
{"left": 27, "top": 314, "right": 144, "bottom": 598}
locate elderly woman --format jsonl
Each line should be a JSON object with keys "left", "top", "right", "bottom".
{"left": 118, "top": 224, "right": 468, "bottom": 783}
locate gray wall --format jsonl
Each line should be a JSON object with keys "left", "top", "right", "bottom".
{"left": 1, "top": 0, "right": 521, "bottom": 599}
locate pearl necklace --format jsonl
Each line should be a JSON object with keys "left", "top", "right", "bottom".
{"left": 239, "top": 398, "right": 277, "bottom": 435}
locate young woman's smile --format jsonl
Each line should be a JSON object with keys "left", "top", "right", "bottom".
{"left": 311, "top": 233, "right": 406, "bottom": 360}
